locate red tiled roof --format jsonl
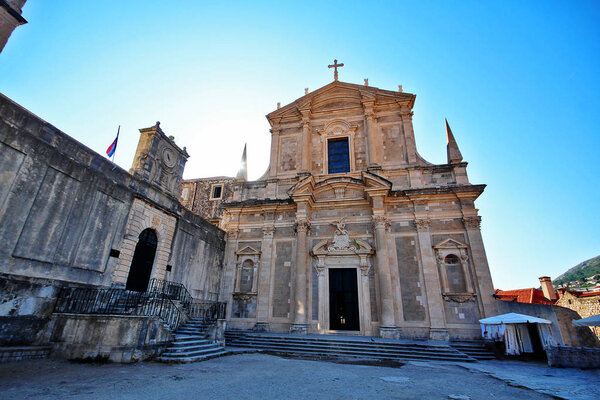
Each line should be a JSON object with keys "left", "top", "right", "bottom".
{"left": 494, "top": 288, "right": 556, "bottom": 305}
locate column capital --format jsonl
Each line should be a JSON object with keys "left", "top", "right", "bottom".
{"left": 401, "top": 111, "right": 414, "bottom": 120}
{"left": 371, "top": 215, "right": 390, "bottom": 231}
{"left": 295, "top": 218, "right": 311, "bottom": 233}
{"left": 414, "top": 218, "right": 431, "bottom": 230}
{"left": 262, "top": 225, "right": 275, "bottom": 238}
{"left": 463, "top": 216, "right": 482, "bottom": 229}
{"left": 226, "top": 228, "right": 240, "bottom": 238}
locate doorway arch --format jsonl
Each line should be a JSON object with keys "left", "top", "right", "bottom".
{"left": 125, "top": 228, "right": 158, "bottom": 292}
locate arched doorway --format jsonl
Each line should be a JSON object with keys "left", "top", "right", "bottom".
{"left": 125, "top": 228, "right": 158, "bottom": 292}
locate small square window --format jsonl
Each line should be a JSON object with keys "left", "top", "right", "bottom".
{"left": 210, "top": 184, "right": 223, "bottom": 200}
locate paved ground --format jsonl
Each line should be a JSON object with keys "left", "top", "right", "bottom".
{"left": 0, "top": 353, "right": 566, "bottom": 400}
{"left": 458, "top": 359, "right": 600, "bottom": 400}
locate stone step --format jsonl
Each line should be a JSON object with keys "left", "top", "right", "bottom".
{"left": 171, "top": 339, "right": 212, "bottom": 347}
{"left": 0, "top": 346, "right": 51, "bottom": 363}
{"left": 228, "top": 342, "right": 471, "bottom": 362}
{"left": 225, "top": 334, "right": 460, "bottom": 353}
{"left": 158, "top": 349, "right": 227, "bottom": 363}
{"left": 450, "top": 344, "right": 496, "bottom": 360}
{"left": 224, "top": 333, "right": 478, "bottom": 362}
{"left": 228, "top": 340, "right": 471, "bottom": 361}
{"left": 165, "top": 343, "right": 219, "bottom": 354}
{"left": 227, "top": 337, "right": 465, "bottom": 357}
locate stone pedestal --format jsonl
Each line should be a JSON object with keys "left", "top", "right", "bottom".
{"left": 289, "top": 323, "right": 309, "bottom": 335}
{"left": 429, "top": 328, "right": 450, "bottom": 341}
{"left": 253, "top": 322, "right": 269, "bottom": 332}
{"left": 380, "top": 326, "right": 400, "bottom": 339}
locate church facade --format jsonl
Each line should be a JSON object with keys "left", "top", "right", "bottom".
{"left": 181, "top": 77, "right": 496, "bottom": 340}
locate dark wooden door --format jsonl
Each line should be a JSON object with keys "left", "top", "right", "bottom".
{"left": 125, "top": 229, "right": 158, "bottom": 292}
{"left": 329, "top": 268, "right": 360, "bottom": 331}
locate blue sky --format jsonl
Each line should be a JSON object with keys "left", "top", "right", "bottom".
{"left": 1, "top": 1, "right": 599, "bottom": 290}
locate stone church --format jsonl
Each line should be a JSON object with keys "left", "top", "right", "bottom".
{"left": 180, "top": 72, "right": 496, "bottom": 340}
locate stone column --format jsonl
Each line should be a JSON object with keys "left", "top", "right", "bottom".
{"left": 415, "top": 217, "right": 448, "bottom": 341}
{"left": 372, "top": 214, "right": 398, "bottom": 338}
{"left": 255, "top": 225, "right": 275, "bottom": 331}
{"left": 290, "top": 217, "right": 310, "bottom": 334}
{"left": 463, "top": 215, "right": 496, "bottom": 318}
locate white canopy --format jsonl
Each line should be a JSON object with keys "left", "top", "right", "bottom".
{"left": 479, "top": 312, "right": 552, "bottom": 325}
{"left": 572, "top": 314, "right": 600, "bottom": 327}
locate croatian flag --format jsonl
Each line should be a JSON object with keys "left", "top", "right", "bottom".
{"left": 106, "top": 126, "right": 120, "bottom": 158}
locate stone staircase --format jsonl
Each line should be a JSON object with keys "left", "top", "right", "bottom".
{"left": 158, "top": 318, "right": 226, "bottom": 363}
{"left": 450, "top": 341, "right": 496, "bottom": 360}
{"left": 225, "top": 330, "right": 485, "bottom": 363}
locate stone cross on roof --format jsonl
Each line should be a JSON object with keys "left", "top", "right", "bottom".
{"left": 328, "top": 59, "right": 344, "bottom": 81}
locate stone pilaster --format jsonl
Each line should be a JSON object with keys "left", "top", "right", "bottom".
{"left": 300, "top": 112, "right": 311, "bottom": 173}
{"left": 462, "top": 215, "right": 496, "bottom": 318}
{"left": 268, "top": 123, "right": 281, "bottom": 178}
{"left": 290, "top": 218, "right": 310, "bottom": 334}
{"left": 372, "top": 214, "right": 398, "bottom": 338}
{"left": 364, "top": 103, "right": 380, "bottom": 166}
{"left": 414, "top": 217, "right": 448, "bottom": 341}
{"left": 255, "top": 225, "right": 275, "bottom": 331}
{"left": 401, "top": 112, "right": 418, "bottom": 165}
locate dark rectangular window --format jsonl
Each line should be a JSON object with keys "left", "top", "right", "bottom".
{"left": 211, "top": 185, "right": 222, "bottom": 199}
{"left": 327, "top": 138, "right": 350, "bottom": 174}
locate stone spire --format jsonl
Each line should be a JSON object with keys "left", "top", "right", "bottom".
{"left": 445, "top": 119, "right": 463, "bottom": 164}
{"left": 236, "top": 143, "right": 248, "bottom": 181}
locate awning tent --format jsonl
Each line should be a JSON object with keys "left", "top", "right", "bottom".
{"left": 572, "top": 314, "right": 600, "bottom": 327}
{"left": 479, "top": 312, "right": 552, "bottom": 325}
{"left": 479, "top": 313, "right": 554, "bottom": 355}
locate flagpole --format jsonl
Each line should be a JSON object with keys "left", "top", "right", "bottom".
{"left": 112, "top": 125, "right": 120, "bottom": 163}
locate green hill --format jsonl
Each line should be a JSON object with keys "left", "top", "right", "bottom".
{"left": 553, "top": 255, "right": 600, "bottom": 286}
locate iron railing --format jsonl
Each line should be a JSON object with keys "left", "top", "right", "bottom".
{"left": 53, "top": 287, "right": 187, "bottom": 331}
{"left": 148, "top": 278, "right": 192, "bottom": 310}
{"left": 189, "top": 300, "right": 227, "bottom": 321}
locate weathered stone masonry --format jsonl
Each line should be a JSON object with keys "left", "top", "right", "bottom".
{"left": 0, "top": 93, "right": 225, "bottom": 345}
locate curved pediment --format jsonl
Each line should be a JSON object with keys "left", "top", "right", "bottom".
{"left": 288, "top": 172, "right": 391, "bottom": 202}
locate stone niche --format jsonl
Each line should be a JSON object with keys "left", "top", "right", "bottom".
{"left": 433, "top": 238, "right": 480, "bottom": 325}
{"left": 231, "top": 246, "right": 260, "bottom": 319}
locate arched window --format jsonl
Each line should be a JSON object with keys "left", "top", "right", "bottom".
{"left": 239, "top": 259, "right": 254, "bottom": 292}
{"left": 444, "top": 254, "right": 467, "bottom": 293}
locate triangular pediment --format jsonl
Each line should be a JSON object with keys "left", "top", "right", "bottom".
{"left": 266, "top": 80, "right": 416, "bottom": 123}
{"left": 236, "top": 245, "right": 261, "bottom": 255}
{"left": 433, "top": 238, "right": 468, "bottom": 250}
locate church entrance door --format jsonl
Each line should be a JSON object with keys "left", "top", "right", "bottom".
{"left": 329, "top": 268, "right": 360, "bottom": 331}
{"left": 126, "top": 229, "right": 158, "bottom": 292}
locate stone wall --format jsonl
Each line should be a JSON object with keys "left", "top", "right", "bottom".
{"left": 547, "top": 345, "right": 600, "bottom": 369}
{"left": 495, "top": 300, "right": 600, "bottom": 348}
{"left": 45, "top": 313, "right": 172, "bottom": 362}
{"left": 556, "top": 292, "right": 600, "bottom": 340}
{"left": 0, "top": 92, "right": 226, "bottom": 344}
{"left": 180, "top": 177, "right": 236, "bottom": 223}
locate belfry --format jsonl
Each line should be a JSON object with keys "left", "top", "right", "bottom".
{"left": 181, "top": 64, "right": 495, "bottom": 340}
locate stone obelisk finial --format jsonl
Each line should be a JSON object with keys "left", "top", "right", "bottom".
{"left": 446, "top": 119, "right": 463, "bottom": 164}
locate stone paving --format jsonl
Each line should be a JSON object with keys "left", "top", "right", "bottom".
{"left": 0, "top": 353, "right": 567, "bottom": 400}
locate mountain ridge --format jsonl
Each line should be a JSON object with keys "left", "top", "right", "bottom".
{"left": 553, "top": 254, "right": 600, "bottom": 286}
